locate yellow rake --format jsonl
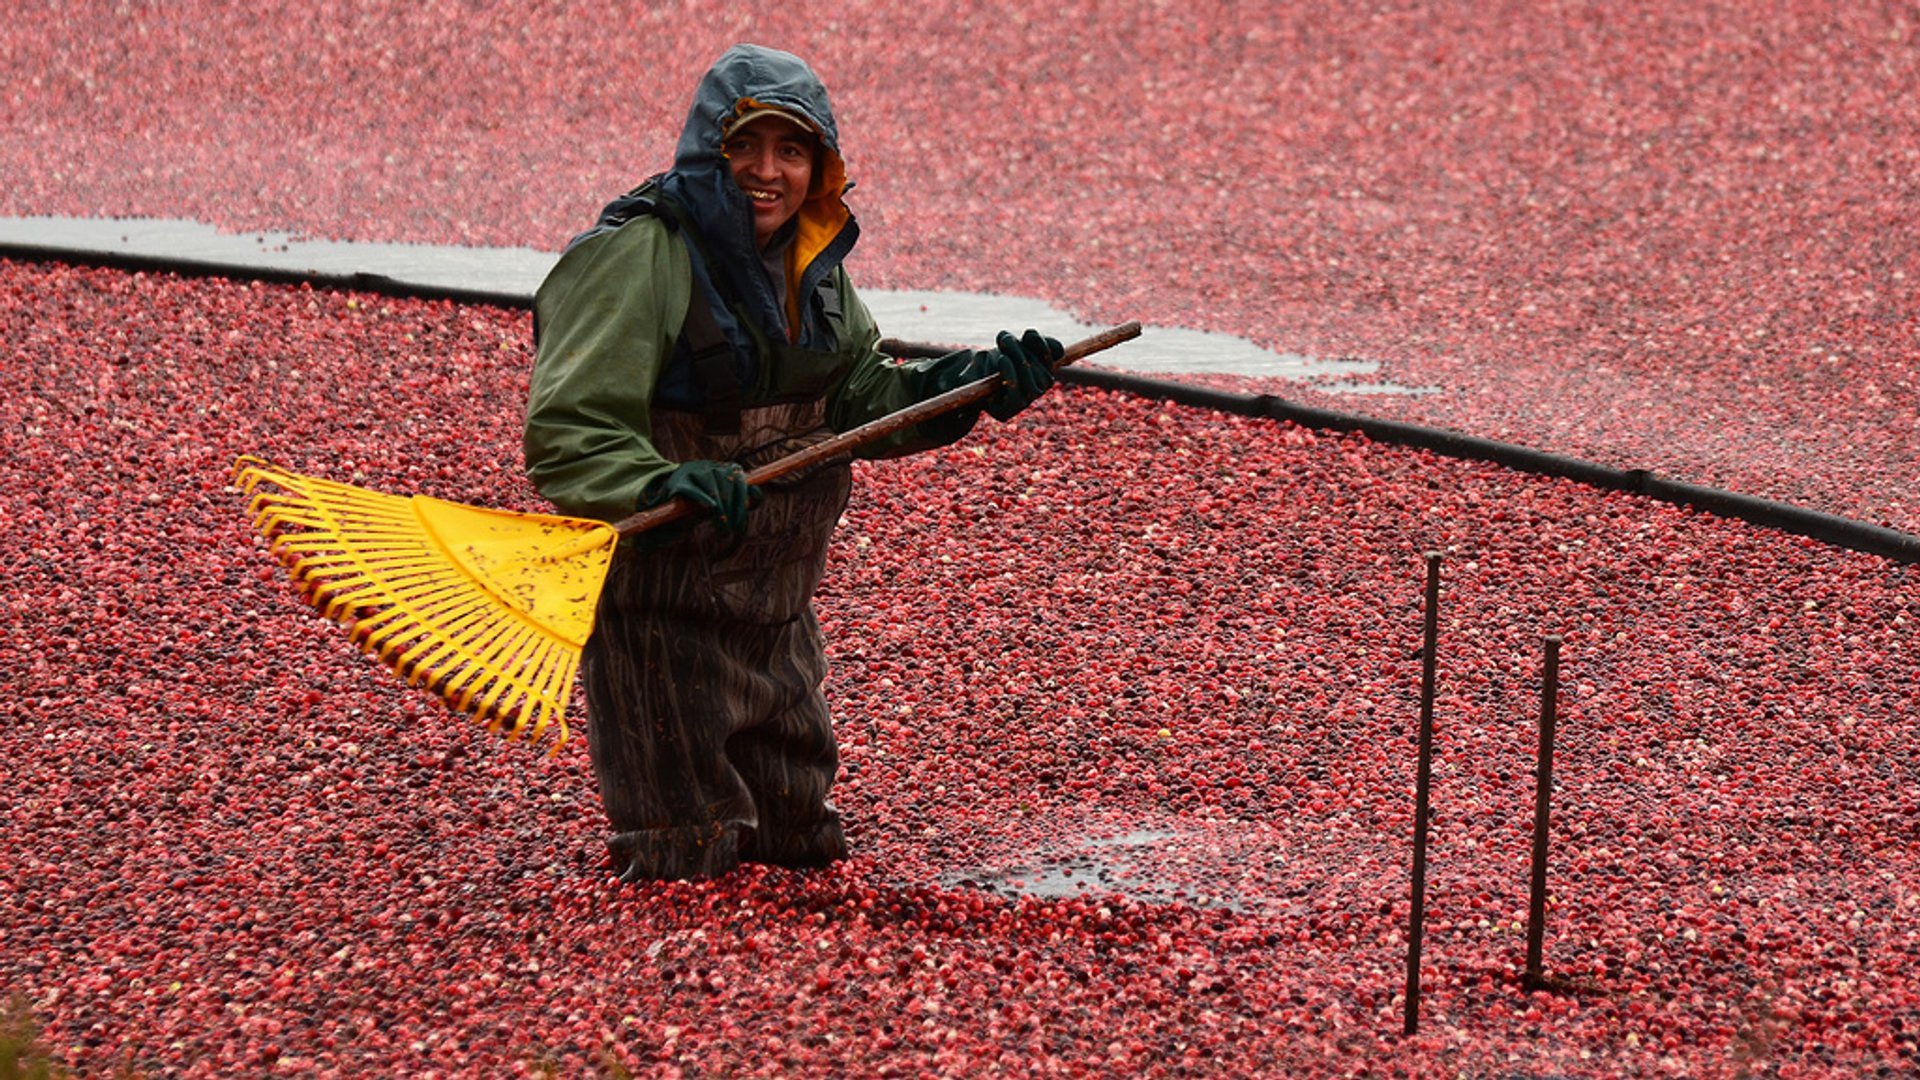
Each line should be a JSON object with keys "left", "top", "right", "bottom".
{"left": 233, "top": 322, "right": 1140, "bottom": 752}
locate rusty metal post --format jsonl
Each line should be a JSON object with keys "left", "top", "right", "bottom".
{"left": 1523, "top": 635, "right": 1563, "bottom": 991}
{"left": 1405, "top": 552, "right": 1442, "bottom": 1036}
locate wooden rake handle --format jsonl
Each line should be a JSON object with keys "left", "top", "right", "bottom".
{"left": 611, "top": 321, "right": 1142, "bottom": 537}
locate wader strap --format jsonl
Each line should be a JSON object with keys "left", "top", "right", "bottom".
{"left": 680, "top": 283, "right": 743, "bottom": 436}
{"left": 629, "top": 189, "right": 747, "bottom": 436}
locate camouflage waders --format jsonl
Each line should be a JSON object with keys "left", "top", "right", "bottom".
{"left": 581, "top": 397, "right": 853, "bottom": 881}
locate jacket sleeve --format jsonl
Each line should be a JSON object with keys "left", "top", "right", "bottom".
{"left": 523, "top": 221, "right": 691, "bottom": 523}
{"left": 825, "top": 272, "right": 973, "bottom": 458}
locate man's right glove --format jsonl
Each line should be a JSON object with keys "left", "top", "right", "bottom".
{"left": 639, "top": 459, "right": 757, "bottom": 534}
{"left": 982, "top": 329, "right": 1063, "bottom": 420}
{"left": 910, "top": 328, "right": 1064, "bottom": 444}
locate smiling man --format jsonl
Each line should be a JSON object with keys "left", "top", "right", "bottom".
{"left": 523, "top": 44, "right": 1063, "bottom": 881}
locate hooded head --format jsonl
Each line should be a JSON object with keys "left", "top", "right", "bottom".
{"left": 659, "top": 44, "right": 856, "bottom": 340}
{"left": 673, "top": 45, "right": 845, "bottom": 173}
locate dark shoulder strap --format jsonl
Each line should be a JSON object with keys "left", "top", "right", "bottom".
{"left": 562, "top": 174, "right": 668, "bottom": 253}
{"left": 552, "top": 179, "right": 746, "bottom": 434}
{"left": 535, "top": 177, "right": 670, "bottom": 346}
{"left": 677, "top": 278, "right": 741, "bottom": 435}
{"left": 643, "top": 191, "right": 755, "bottom": 435}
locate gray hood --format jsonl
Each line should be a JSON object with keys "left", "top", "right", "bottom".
{"left": 657, "top": 44, "right": 857, "bottom": 349}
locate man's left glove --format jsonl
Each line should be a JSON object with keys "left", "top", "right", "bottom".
{"left": 982, "top": 329, "right": 1063, "bottom": 421}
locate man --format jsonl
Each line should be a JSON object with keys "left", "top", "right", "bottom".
{"left": 524, "top": 43, "right": 1062, "bottom": 881}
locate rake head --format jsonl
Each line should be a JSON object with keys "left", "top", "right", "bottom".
{"left": 231, "top": 456, "right": 619, "bottom": 751}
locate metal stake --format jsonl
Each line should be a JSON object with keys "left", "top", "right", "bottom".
{"left": 1524, "top": 635, "right": 1563, "bottom": 991}
{"left": 1405, "top": 552, "right": 1442, "bottom": 1036}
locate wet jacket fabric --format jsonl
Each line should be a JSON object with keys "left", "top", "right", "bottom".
{"left": 522, "top": 44, "right": 935, "bottom": 880}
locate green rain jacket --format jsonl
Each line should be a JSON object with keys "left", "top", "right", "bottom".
{"left": 524, "top": 45, "right": 944, "bottom": 523}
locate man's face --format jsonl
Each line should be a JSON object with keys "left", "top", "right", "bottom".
{"left": 724, "top": 114, "right": 816, "bottom": 249}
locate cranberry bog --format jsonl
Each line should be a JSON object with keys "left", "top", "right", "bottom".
{"left": 7, "top": 0, "right": 1920, "bottom": 1076}
{"left": 5, "top": 259, "right": 1917, "bottom": 1076}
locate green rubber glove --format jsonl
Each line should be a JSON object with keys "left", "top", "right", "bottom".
{"left": 910, "top": 328, "right": 1065, "bottom": 443}
{"left": 640, "top": 459, "right": 757, "bottom": 534}
{"left": 910, "top": 350, "right": 991, "bottom": 445}
{"left": 985, "top": 329, "right": 1063, "bottom": 421}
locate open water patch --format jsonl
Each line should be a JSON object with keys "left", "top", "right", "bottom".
{"left": 939, "top": 828, "right": 1254, "bottom": 910}
{"left": 938, "top": 821, "right": 1335, "bottom": 913}
{"left": 936, "top": 812, "right": 1410, "bottom": 915}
